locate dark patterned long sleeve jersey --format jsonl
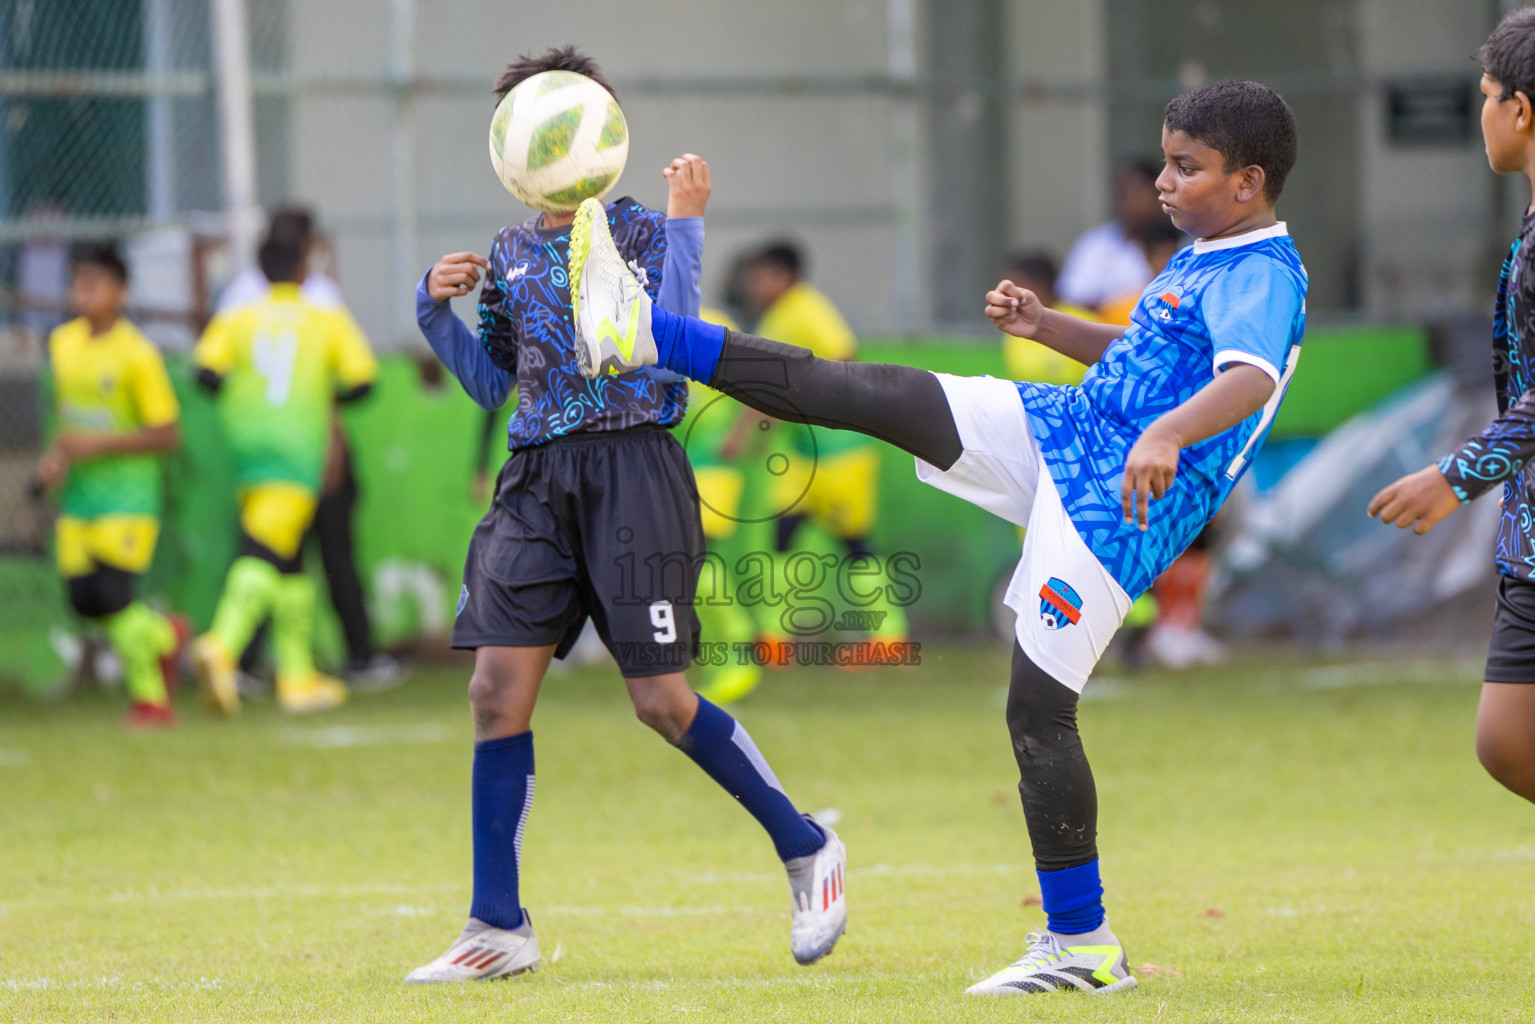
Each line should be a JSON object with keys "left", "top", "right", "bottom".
{"left": 476, "top": 196, "right": 689, "bottom": 448}
{"left": 1439, "top": 211, "right": 1535, "bottom": 579}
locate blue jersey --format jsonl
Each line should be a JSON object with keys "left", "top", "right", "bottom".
{"left": 416, "top": 197, "right": 702, "bottom": 448}
{"left": 1439, "top": 211, "right": 1535, "bottom": 580}
{"left": 1017, "top": 223, "right": 1308, "bottom": 598}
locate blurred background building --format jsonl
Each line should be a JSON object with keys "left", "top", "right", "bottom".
{"left": 0, "top": 0, "right": 1523, "bottom": 344}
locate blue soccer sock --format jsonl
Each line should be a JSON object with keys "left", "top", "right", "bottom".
{"left": 678, "top": 696, "right": 825, "bottom": 861}
{"left": 468, "top": 731, "right": 535, "bottom": 931}
{"left": 1037, "top": 859, "right": 1106, "bottom": 936}
{"left": 651, "top": 305, "right": 726, "bottom": 383}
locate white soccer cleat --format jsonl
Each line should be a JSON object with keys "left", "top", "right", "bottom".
{"left": 404, "top": 916, "right": 540, "bottom": 984}
{"left": 965, "top": 930, "right": 1137, "bottom": 996}
{"left": 568, "top": 196, "right": 657, "bottom": 378}
{"left": 786, "top": 821, "right": 847, "bottom": 964}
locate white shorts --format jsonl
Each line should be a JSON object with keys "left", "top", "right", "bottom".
{"left": 914, "top": 374, "right": 1132, "bottom": 692}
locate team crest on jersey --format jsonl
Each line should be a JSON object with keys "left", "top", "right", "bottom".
{"left": 1038, "top": 577, "right": 1083, "bottom": 631}
{"left": 1153, "top": 287, "right": 1183, "bottom": 321}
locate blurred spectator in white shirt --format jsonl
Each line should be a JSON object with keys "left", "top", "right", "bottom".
{"left": 216, "top": 208, "right": 343, "bottom": 312}
{"left": 1056, "top": 159, "right": 1164, "bottom": 311}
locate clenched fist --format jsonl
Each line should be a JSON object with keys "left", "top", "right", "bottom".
{"left": 427, "top": 251, "right": 491, "bottom": 303}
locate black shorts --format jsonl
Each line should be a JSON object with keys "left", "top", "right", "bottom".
{"left": 453, "top": 425, "right": 704, "bottom": 677}
{"left": 1486, "top": 576, "right": 1535, "bottom": 683}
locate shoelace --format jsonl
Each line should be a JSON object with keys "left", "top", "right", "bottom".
{"left": 1009, "top": 931, "right": 1063, "bottom": 970}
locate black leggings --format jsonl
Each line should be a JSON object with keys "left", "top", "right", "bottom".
{"left": 1007, "top": 641, "right": 1097, "bottom": 871}
{"left": 67, "top": 565, "right": 135, "bottom": 619}
{"left": 709, "top": 330, "right": 963, "bottom": 472}
{"left": 706, "top": 330, "right": 1095, "bottom": 872}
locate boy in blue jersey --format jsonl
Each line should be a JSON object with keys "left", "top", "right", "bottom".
{"left": 1370, "top": 10, "right": 1535, "bottom": 813}
{"left": 569, "top": 79, "right": 1304, "bottom": 996}
{"left": 408, "top": 47, "right": 846, "bottom": 983}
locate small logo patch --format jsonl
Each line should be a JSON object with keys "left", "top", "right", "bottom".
{"left": 457, "top": 584, "right": 469, "bottom": 616}
{"left": 1038, "top": 577, "right": 1083, "bottom": 630}
{"left": 1154, "top": 288, "right": 1183, "bottom": 321}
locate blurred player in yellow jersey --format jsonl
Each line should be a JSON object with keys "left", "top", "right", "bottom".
{"left": 190, "top": 228, "right": 378, "bottom": 715}
{"left": 676, "top": 306, "right": 766, "bottom": 704}
{"left": 1096, "top": 222, "right": 1189, "bottom": 327}
{"left": 741, "top": 242, "right": 908, "bottom": 660}
{"left": 38, "top": 242, "right": 186, "bottom": 728}
{"left": 997, "top": 252, "right": 1097, "bottom": 385}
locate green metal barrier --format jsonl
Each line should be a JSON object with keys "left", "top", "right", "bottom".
{"left": 0, "top": 323, "right": 1432, "bottom": 694}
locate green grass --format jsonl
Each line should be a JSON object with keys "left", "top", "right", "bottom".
{"left": 0, "top": 647, "right": 1529, "bottom": 1022}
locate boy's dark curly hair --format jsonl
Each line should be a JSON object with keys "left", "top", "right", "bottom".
{"left": 1481, "top": 7, "right": 1535, "bottom": 103}
{"left": 1163, "top": 80, "right": 1298, "bottom": 202}
{"left": 493, "top": 45, "right": 617, "bottom": 105}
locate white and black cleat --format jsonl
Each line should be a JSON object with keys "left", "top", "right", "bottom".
{"left": 965, "top": 929, "right": 1137, "bottom": 996}
{"left": 568, "top": 197, "right": 657, "bottom": 378}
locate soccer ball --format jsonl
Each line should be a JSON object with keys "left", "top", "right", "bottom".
{"left": 489, "top": 70, "right": 629, "bottom": 213}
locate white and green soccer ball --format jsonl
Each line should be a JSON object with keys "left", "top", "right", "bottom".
{"left": 489, "top": 70, "right": 629, "bottom": 213}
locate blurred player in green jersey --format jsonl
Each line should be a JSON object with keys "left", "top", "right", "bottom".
{"left": 190, "top": 229, "right": 378, "bottom": 715}
{"left": 38, "top": 242, "right": 186, "bottom": 728}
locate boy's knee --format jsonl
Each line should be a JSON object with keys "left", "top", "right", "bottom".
{"left": 628, "top": 678, "right": 692, "bottom": 740}
{"left": 1006, "top": 662, "right": 1076, "bottom": 743}
{"left": 1476, "top": 729, "right": 1533, "bottom": 789}
{"left": 467, "top": 666, "right": 510, "bottom": 711}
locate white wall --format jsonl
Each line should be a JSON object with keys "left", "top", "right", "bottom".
{"left": 285, "top": 0, "right": 913, "bottom": 347}
{"left": 1003, "top": 0, "right": 1108, "bottom": 265}
{"left": 1357, "top": 0, "right": 1503, "bottom": 319}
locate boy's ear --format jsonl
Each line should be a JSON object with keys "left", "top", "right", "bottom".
{"left": 1234, "top": 164, "right": 1267, "bottom": 204}
{"left": 1517, "top": 90, "right": 1535, "bottom": 135}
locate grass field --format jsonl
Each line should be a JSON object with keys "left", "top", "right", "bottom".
{"left": 1, "top": 646, "right": 1530, "bottom": 1023}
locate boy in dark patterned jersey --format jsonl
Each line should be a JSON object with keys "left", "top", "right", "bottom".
{"left": 1371, "top": 9, "right": 1535, "bottom": 811}
{"left": 406, "top": 47, "right": 845, "bottom": 983}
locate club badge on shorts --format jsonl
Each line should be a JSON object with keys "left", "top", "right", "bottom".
{"left": 1038, "top": 577, "right": 1083, "bottom": 631}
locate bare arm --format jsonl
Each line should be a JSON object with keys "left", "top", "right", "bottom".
{"left": 56, "top": 422, "right": 180, "bottom": 460}
{"left": 985, "top": 280, "right": 1126, "bottom": 366}
{"left": 38, "top": 423, "right": 181, "bottom": 490}
{"left": 1121, "top": 363, "right": 1275, "bottom": 530}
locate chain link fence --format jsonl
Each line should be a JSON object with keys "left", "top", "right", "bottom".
{"left": 0, "top": 0, "right": 271, "bottom": 650}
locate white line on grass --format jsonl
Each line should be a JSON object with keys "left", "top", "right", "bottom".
{"left": 563, "top": 974, "right": 849, "bottom": 993}
{"left": 694, "top": 862, "right": 1021, "bottom": 885}
{"left": 276, "top": 723, "right": 456, "bottom": 748}
{"left": 1296, "top": 659, "right": 1483, "bottom": 689}
{"left": 364, "top": 903, "right": 762, "bottom": 920}
{"left": 0, "top": 881, "right": 460, "bottom": 914}
{"left": 0, "top": 977, "right": 223, "bottom": 992}
{"left": 546, "top": 904, "right": 757, "bottom": 918}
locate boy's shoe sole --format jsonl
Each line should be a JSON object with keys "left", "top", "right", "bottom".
{"left": 568, "top": 197, "right": 656, "bottom": 378}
